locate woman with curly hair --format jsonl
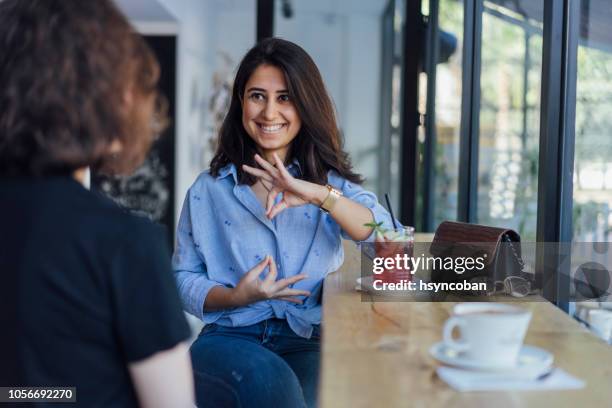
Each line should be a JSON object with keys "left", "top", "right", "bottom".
{"left": 0, "top": 1, "right": 194, "bottom": 406}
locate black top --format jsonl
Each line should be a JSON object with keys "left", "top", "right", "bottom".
{"left": 0, "top": 177, "right": 191, "bottom": 407}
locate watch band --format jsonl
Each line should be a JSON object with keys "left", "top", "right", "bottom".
{"left": 320, "top": 184, "right": 342, "bottom": 213}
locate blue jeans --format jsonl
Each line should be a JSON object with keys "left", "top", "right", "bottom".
{"left": 190, "top": 318, "right": 320, "bottom": 408}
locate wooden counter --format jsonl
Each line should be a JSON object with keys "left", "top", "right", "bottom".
{"left": 319, "top": 237, "right": 612, "bottom": 408}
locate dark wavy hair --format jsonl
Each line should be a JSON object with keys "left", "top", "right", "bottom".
{"left": 0, "top": 0, "right": 167, "bottom": 177}
{"left": 210, "top": 38, "right": 363, "bottom": 185}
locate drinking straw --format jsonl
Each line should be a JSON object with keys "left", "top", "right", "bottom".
{"left": 384, "top": 193, "right": 399, "bottom": 231}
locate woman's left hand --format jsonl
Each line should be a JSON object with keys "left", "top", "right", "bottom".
{"left": 243, "top": 153, "right": 324, "bottom": 219}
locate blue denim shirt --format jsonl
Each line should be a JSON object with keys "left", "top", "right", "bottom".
{"left": 172, "top": 163, "right": 397, "bottom": 338}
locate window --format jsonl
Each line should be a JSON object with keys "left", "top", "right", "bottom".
{"left": 572, "top": 0, "right": 612, "bottom": 242}
{"left": 476, "top": 1, "right": 543, "bottom": 241}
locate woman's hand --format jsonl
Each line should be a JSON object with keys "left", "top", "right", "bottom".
{"left": 229, "top": 255, "right": 310, "bottom": 307}
{"left": 242, "top": 153, "right": 327, "bottom": 219}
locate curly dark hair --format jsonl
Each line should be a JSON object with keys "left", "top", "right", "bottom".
{"left": 210, "top": 38, "right": 363, "bottom": 185}
{"left": 0, "top": 0, "right": 166, "bottom": 177}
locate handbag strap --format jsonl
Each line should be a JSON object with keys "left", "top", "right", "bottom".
{"left": 502, "top": 232, "right": 526, "bottom": 274}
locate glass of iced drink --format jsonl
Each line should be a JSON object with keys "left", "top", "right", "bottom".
{"left": 374, "top": 226, "right": 415, "bottom": 284}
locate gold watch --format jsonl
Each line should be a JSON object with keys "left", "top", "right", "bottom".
{"left": 320, "top": 184, "right": 342, "bottom": 213}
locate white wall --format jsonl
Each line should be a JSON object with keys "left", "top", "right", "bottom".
{"left": 150, "top": 0, "right": 255, "bottom": 227}
{"left": 115, "top": 0, "right": 178, "bottom": 33}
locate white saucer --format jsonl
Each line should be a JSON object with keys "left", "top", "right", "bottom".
{"left": 429, "top": 342, "right": 554, "bottom": 378}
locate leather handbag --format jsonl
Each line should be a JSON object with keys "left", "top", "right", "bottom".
{"left": 429, "top": 221, "right": 533, "bottom": 295}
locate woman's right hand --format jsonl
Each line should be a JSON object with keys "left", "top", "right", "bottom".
{"left": 229, "top": 255, "right": 310, "bottom": 307}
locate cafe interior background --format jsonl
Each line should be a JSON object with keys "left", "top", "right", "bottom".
{"left": 108, "top": 0, "right": 612, "bottom": 343}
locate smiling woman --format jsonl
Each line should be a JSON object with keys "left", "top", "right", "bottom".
{"left": 210, "top": 38, "right": 362, "bottom": 187}
{"left": 174, "top": 38, "right": 401, "bottom": 408}
{"left": 242, "top": 64, "right": 302, "bottom": 159}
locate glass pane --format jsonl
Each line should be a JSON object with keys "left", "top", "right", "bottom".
{"left": 567, "top": 0, "right": 612, "bottom": 341}
{"left": 573, "top": 0, "right": 612, "bottom": 242}
{"left": 432, "top": 0, "right": 464, "bottom": 229}
{"left": 476, "top": 1, "right": 543, "bottom": 241}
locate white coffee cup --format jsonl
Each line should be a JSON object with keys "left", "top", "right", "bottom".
{"left": 442, "top": 303, "right": 532, "bottom": 367}
{"left": 588, "top": 309, "right": 612, "bottom": 343}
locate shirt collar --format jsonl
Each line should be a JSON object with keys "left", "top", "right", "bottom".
{"left": 217, "top": 163, "right": 238, "bottom": 183}
{"left": 216, "top": 158, "right": 302, "bottom": 183}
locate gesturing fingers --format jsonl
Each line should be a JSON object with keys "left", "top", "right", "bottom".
{"left": 266, "top": 187, "right": 281, "bottom": 215}
{"left": 254, "top": 154, "right": 279, "bottom": 177}
{"left": 272, "top": 152, "right": 293, "bottom": 180}
{"left": 245, "top": 255, "right": 271, "bottom": 281}
{"left": 267, "top": 200, "right": 287, "bottom": 219}
{"left": 260, "top": 178, "right": 274, "bottom": 192}
{"left": 242, "top": 164, "right": 274, "bottom": 183}
{"left": 262, "top": 255, "right": 277, "bottom": 285}
{"left": 271, "top": 273, "right": 309, "bottom": 292}
{"left": 274, "top": 288, "right": 311, "bottom": 298}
